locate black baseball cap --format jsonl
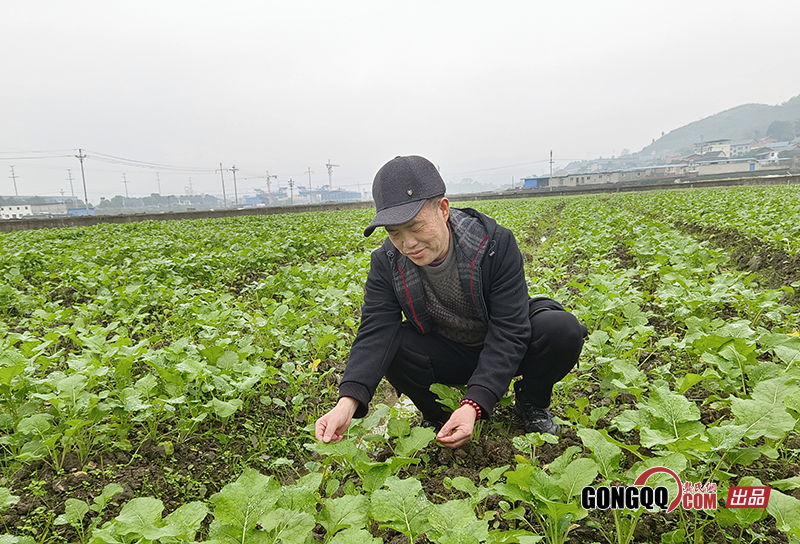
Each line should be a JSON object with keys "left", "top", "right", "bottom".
{"left": 364, "top": 155, "right": 446, "bottom": 237}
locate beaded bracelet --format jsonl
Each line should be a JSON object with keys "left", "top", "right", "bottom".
{"left": 460, "top": 398, "right": 483, "bottom": 420}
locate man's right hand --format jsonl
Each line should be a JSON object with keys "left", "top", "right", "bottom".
{"left": 315, "top": 397, "right": 360, "bottom": 443}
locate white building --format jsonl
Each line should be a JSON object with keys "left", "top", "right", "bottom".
{"left": 1, "top": 202, "right": 68, "bottom": 219}
{"left": 1, "top": 204, "right": 32, "bottom": 219}
{"left": 694, "top": 139, "right": 732, "bottom": 157}
{"left": 729, "top": 139, "right": 755, "bottom": 157}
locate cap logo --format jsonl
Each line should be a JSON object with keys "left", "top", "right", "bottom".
{"left": 407, "top": 190, "right": 413, "bottom": 196}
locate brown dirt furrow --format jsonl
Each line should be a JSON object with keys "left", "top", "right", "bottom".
{"left": 676, "top": 221, "right": 800, "bottom": 291}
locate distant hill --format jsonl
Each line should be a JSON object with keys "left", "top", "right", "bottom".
{"left": 640, "top": 94, "right": 800, "bottom": 156}
{"left": 447, "top": 178, "right": 507, "bottom": 194}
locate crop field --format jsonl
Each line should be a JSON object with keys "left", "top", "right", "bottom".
{"left": 1, "top": 184, "right": 800, "bottom": 544}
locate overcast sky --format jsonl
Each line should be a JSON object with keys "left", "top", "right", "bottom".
{"left": 1, "top": 1, "right": 798, "bottom": 202}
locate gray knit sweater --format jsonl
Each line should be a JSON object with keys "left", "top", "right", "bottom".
{"left": 419, "top": 229, "right": 488, "bottom": 346}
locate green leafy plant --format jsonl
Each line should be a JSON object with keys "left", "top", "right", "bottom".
{"left": 54, "top": 483, "right": 123, "bottom": 543}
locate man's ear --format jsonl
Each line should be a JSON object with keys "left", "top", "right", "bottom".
{"left": 439, "top": 197, "right": 450, "bottom": 221}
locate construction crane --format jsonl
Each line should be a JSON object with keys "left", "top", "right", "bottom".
{"left": 326, "top": 160, "right": 339, "bottom": 191}
{"left": 265, "top": 170, "right": 278, "bottom": 205}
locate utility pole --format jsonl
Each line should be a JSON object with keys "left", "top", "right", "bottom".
{"left": 9, "top": 166, "right": 19, "bottom": 196}
{"left": 265, "top": 170, "right": 277, "bottom": 205}
{"left": 304, "top": 166, "right": 314, "bottom": 189}
{"left": 122, "top": 173, "right": 129, "bottom": 199}
{"left": 304, "top": 166, "right": 314, "bottom": 203}
{"left": 326, "top": 160, "right": 339, "bottom": 190}
{"left": 156, "top": 172, "right": 162, "bottom": 195}
{"left": 229, "top": 165, "right": 239, "bottom": 206}
{"left": 67, "top": 169, "right": 75, "bottom": 197}
{"left": 288, "top": 178, "right": 295, "bottom": 206}
{"left": 215, "top": 163, "right": 227, "bottom": 208}
{"left": 549, "top": 150, "right": 554, "bottom": 179}
{"left": 76, "top": 149, "right": 89, "bottom": 215}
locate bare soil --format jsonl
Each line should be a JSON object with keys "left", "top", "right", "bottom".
{"left": 676, "top": 222, "right": 800, "bottom": 294}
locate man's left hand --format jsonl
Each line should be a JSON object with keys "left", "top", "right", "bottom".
{"left": 436, "top": 404, "right": 478, "bottom": 448}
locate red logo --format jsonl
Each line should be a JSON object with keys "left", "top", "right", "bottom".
{"left": 726, "top": 487, "right": 771, "bottom": 508}
{"left": 633, "top": 467, "right": 719, "bottom": 513}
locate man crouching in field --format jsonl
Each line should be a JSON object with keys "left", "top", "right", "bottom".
{"left": 315, "top": 155, "right": 587, "bottom": 448}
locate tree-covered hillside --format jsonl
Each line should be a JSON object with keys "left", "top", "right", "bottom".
{"left": 640, "top": 94, "right": 800, "bottom": 155}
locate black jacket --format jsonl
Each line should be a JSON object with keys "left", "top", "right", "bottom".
{"left": 339, "top": 207, "right": 531, "bottom": 418}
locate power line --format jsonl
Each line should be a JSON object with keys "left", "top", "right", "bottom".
{"left": 83, "top": 149, "right": 216, "bottom": 172}
{"left": 0, "top": 148, "right": 74, "bottom": 154}
{"left": 0, "top": 155, "right": 73, "bottom": 160}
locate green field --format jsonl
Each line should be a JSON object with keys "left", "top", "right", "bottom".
{"left": 1, "top": 185, "right": 800, "bottom": 543}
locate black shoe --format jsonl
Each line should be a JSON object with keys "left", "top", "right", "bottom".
{"left": 514, "top": 381, "right": 561, "bottom": 435}
{"left": 421, "top": 419, "right": 444, "bottom": 432}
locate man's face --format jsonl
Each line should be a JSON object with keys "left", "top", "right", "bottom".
{"left": 385, "top": 198, "right": 450, "bottom": 266}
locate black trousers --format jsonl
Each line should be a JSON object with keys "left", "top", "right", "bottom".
{"left": 384, "top": 300, "right": 588, "bottom": 423}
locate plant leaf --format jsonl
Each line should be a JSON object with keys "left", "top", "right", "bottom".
{"left": 479, "top": 465, "right": 510, "bottom": 485}
{"left": 162, "top": 501, "right": 209, "bottom": 537}
{"left": 211, "top": 397, "right": 243, "bottom": 418}
{"left": 678, "top": 373, "right": 705, "bottom": 395}
{"left": 209, "top": 468, "right": 280, "bottom": 540}
{"left": 258, "top": 508, "right": 316, "bottom": 543}
{"left": 370, "top": 476, "right": 431, "bottom": 541}
{"left": 16, "top": 414, "right": 51, "bottom": 436}
{"left": 445, "top": 476, "right": 477, "bottom": 495}
{"left": 706, "top": 425, "right": 747, "bottom": 451}
{"left": 278, "top": 472, "right": 322, "bottom": 515}
{"left": 731, "top": 378, "right": 797, "bottom": 440}
{"left": 643, "top": 385, "right": 701, "bottom": 440}
{"left": 556, "top": 457, "right": 599, "bottom": 498}
{"left": 577, "top": 427, "right": 622, "bottom": 479}
{"left": 766, "top": 489, "right": 800, "bottom": 536}
{"left": 114, "top": 497, "right": 178, "bottom": 540}
{"left": 91, "top": 483, "right": 124, "bottom": 514}
{"left": 771, "top": 476, "right": 800, "bottom": 491}
{"left": 319, "top": 495, "right": 369, "bottom": 536}
{"left": 361, "top": 463, "right": 392, "bottom": 494}
{"left": 485, "top": 529, "right": 544, "bottom": 543}
{"left": 427, "top": 499, "right": 489, "bottom": 544}
{"left": 54, "top": 498, "right": 89, "bottom": 526}
{"left": 430, "top": 383, "right": 462, "bottom": 412}
{"left": 0, "top": 487, "right": 20, "bottom": 511}
{"left": 395, "top": 426, "right": 435, "bottom": 457}
{"left": 328, "top": 527, "right": 382, "bottom": 544}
